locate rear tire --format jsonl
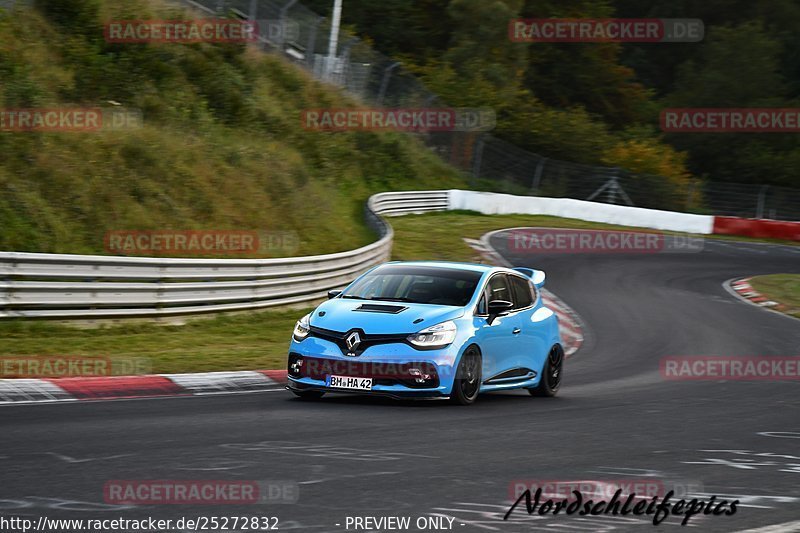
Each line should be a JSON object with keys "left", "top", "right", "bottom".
{"left": 528, "top": 345, "right": 563, "bottom": 397}
{"left": 291, "top": 389, "right": 325, "bottom": 400}
{"left": 450, "top": 346, "right": 482, "bottom": 406}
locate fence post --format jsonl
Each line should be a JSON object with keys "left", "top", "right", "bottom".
{"left": 471, "top": 136, "right": 485, "bottom": 187}
{"left": 306, "top": 16, "right": 323, "bottom": 69}
{"left": 335, "top": 38, "right": 358, "bottom": 88}
{"left": 686, "top": 180, "right": 695, "bottom": 211}
{"left": 377, "top": 62, "right": 400, "bottom": 105}
{"left": 756, "top": 185, "right": 769, "bottom": 219}
{"left": 278, "top": 0, "right": 299, "bottom": 47}
{"left": 530, "top": 157, "right": 547, "bottom": 194}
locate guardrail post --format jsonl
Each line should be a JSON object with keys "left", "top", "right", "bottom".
{"left": 1, "top": 255, "right": 11, "bottom": 318}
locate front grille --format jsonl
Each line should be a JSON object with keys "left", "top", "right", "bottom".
{"left": 308, "top": 326, "right": 409, "bottom": 356}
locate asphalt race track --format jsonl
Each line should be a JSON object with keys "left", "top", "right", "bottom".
{"left": 2, "top": 234, "right": 799, "bottom": 533}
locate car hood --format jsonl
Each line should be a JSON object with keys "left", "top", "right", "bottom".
{"left": 309, "top": 299, "right": 465, "bottom": 335}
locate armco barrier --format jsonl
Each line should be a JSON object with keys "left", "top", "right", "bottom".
{"left": 0, "top": 191, "right": 448, "bottom": 319}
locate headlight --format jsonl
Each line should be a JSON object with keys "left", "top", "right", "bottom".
{"left": 407, "top": 320, "right": 457, "bottom": 349}
{"left": 293, "top": 313, "right": 311, "bottom": 341}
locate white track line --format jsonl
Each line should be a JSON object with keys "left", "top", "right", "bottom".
{"left": 734, "top": 520, "right": 800, "bottom": 533}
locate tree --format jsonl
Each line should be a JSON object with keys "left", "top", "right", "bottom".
{"left": 664, "top": 21, "right": 800, "bottom": 186}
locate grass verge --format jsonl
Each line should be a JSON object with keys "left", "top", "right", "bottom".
{"left": 747, "top": 274, "right": 800, "bottom": 320}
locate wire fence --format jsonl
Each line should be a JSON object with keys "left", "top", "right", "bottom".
{"left": 187, "top": 0, "right": 800, "bottom": 221}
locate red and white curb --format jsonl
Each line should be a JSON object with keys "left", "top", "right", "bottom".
{"left": 728, "top": 278, "right": 780, "bottom": 307}
{"left": 464, "top": 236, "right": 585, "bottom": 357}
{"left": 0, "top": 370, "right": 288, "bottom": 405}
{"left": 725, "top": 277, "right": 798, "bottom": 321}
{"left": 542, "top": 289, "right": 585, "bottom": 356}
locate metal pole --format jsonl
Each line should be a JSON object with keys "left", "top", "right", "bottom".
{"left": 325, "top": 0, "right": 343, "bottom": 80}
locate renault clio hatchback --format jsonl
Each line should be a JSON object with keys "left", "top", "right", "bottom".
{"left": 286, "top": 261, "right": 563, "bottom": 405}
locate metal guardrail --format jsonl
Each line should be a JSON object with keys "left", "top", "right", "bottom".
{"left": 0, "top": 190, "right": 449, "bottom": 319}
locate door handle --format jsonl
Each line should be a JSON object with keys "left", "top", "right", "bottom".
{"left": 512, "top": 327, "right": 521, "bottom": 335}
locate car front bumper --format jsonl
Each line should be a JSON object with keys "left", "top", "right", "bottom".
{"left": 287, "top": 336, "right": 460, "bottom": 398}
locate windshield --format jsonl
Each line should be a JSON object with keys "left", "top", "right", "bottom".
{"left": 342, "top": 265, "right": 482, "bottom": 306}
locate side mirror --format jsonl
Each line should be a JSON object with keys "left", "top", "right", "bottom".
{"left": 487, "top": 299, "right": 513, "bottom": 325}
{"left": 327, "top": 290, "right": 343, "bottom": 299}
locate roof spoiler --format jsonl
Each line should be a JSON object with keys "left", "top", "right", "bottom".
{"left": 513, "top": 267, "right": 546, "bottom": 289}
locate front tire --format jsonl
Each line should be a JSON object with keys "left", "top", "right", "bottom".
{"left": 450, "top": 346, "right": 482, "bottom": 406}
{"left": 528, "top": 345, "right": 563, "bottom": 397}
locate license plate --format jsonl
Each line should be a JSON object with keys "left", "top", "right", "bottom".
{"left": 326, "top": 375, "right": 372, "bottom": 390}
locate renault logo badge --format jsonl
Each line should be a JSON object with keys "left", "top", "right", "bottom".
{"left": 345, "top": 331, "right": 361, "bottom": 351}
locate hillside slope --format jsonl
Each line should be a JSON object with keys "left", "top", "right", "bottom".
{"left": 0, "top": 0, "right": 465, "bottom": 256}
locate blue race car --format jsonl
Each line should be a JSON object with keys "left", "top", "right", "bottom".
{"left": 286, "top": 261, "right": 563, "bottom": 405}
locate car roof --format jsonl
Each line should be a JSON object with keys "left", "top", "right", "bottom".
{"left": 383, "top": 260, "right": 499, "bottom": 274}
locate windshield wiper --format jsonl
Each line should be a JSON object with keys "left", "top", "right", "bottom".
{"left": 365, "top": 297, "right": 416, "bottom": 303}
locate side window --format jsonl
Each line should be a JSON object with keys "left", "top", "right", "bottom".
{"left": 486, "top": 275, "right": 512, "bottom": 303}
{"left": 509, "top": 275, "right": 534, "bottom": 309}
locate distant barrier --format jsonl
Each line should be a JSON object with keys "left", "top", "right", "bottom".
{"left": 449, "top": 190, "right": 716, "bottom": 234}
{"left": 713, "top": 216, "right": 800, "bottom": 242}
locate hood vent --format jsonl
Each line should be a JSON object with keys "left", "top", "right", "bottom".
{"left": 353, "top": 303, "right": 408, "bottom": 314}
